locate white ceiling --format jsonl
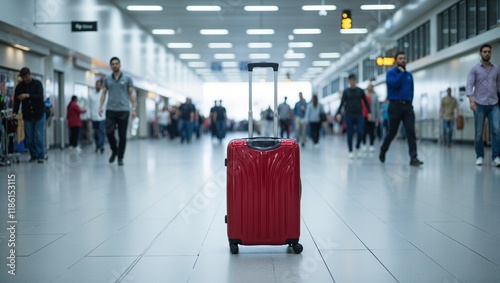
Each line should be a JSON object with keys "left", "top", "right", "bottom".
{"left": 110, "top": 0, "right": 410, "bottom": 82}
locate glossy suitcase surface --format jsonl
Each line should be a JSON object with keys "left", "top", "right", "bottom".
{"left": 225, "top": 62, "right": 302, "bottom": 254}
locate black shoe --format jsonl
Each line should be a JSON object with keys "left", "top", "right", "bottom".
{"left": 410, "top": 158, "right": 424, "bottom": 166}
{"left": 100, "top": 148, "right": 104, "bottom": 154}
{"left": 37, "top": 159, "right": 44, "bottom": 164}
{"left": 29, "top": 157, "right": 36, "bottom": 163}
{"left": 109, "top": 153, "right": 116, "bottom": 163}
{"left": 118, "top": 159, "right": 124, "bottom": 166}
{"left": 379, "top": 151, "right": 386, "bottom": 163}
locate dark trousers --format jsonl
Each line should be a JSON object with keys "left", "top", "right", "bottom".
{"left": 280, "top": 118, "right": 291, "bottom": 138}
{"left": 380, "top": 101, "right": 417, "bottom": 158}
{"left": 310, "top": 122, "right": 321, "bottom": 144}
{"left": 69, "top": 126, "right": 81, "bottom": 147}
{"left": 105, "top": 110, "right": 129, "bottom": 159}
{"left": 345, "top": 115, "right": 364, "bottom": 152}
{"left": 363, "top": 119, "right": 376, "bottom": 146}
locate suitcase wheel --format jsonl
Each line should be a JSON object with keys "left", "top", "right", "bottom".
{"left": 292, "top": 243, "right": 303, "bottom": 254}
{"left": 230, "top": 243, "right": 239, "bottom": 254}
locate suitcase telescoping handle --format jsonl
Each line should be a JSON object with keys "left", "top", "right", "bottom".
{"left": 247, "top": 62, "right": 279, "bottom": 138}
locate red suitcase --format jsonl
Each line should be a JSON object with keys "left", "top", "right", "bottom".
{"left": 225, "top": 62, "right": 302, "bottom": 254}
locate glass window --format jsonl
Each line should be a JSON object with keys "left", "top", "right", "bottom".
{"left": 424, "top": 21, "right": 430, "bottom": 56}
{"left": 442, "top": 10, "right": 450, "bottom": 48}
{"left": 450, "top": 5, "right": 458, "bottom": 44}
{"left": 467, "top": 0, "right": 477, "bottom": 37}
{"left": 458, "top": 1, "right": 466, "bottom": 41}
{"left": 322, "top": 85, "right": 328, "bottom": 98}
{"left": 477, "top": 0, "right": 488, "bottom": 32}
{"left": 488, "top": 0, "right": 499, "bottom": 28}
{"left": 330, "top": 79, "right": 340, "bottom": 94}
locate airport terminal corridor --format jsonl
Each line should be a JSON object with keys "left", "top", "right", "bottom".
{"left": 1, "top": 133, "right": 499, "bottom": 283}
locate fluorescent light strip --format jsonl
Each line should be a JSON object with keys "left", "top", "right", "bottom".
{"left": 301, "top": 5, "right": 336, "bottom": 11}
{"left": 179, "top": 54, "right": 201, "bottom": 59}
{"left": 360, "top": 4, "right": 395, "bottom": 10}
{"left": 195, "top": 69, "right": 212, "bottom": 74}
{"left": 293, "top": 29, "right": 321, "bottom": 34}
{"left": 208, "top": 43, "right": 233, "bottom": 48}
{"left": 188, "top": 62, "right": 207, "bottom": 68}
{"left": 127, "top": 5, "right": 163, "bottom": 11}
{"left": 246, "top": 29, "right": 274, "bottom": 35}
{"left": 221, "top": 62, "right": 239, "bottom": 68}
{"left": 282, "top": 61, "right": 300, "bottom": 67}
{"left": 340, "top": 28, "right": 368, "bottom": 34}
{"left": 214, "top": 53, "right": 235, "bottom": 59}
{"left": 249, "top": 53, "right": 271, "bottom": 59}
{"left": 200, "top": 29, "right": 228, "bottom": 35}
{"left": 312, "top": 61, "right": 331, "bottom": 67}
{"left": 284, "top": 53, "right": 305, "bottom": 59}
{"left": 186, "top": 5, "right": 221, "bottom": 11}
{"left": 319, "top": 52, "right": 341, "bottom": 58}
{"left": 288, "top": 42, "right": 313, "bottom": 48}
{"left": 152, "top": 29, "right": 175, "bottom": 35}
{"left": 167, "top": 43, "right": 192, "bottom": 48}
{"left": 13, "top": 44, "right": 30, "bottom": 51}
{"left": 248, "top": 42, "right": 272, "bottom": 48}
{"left": 244, "top": 6, "right": 279, "bottom": 11}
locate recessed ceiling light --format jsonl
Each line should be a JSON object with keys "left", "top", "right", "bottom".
{"left": 188, "top": 62, "right": 207, "bottom": 68}
{"left": 319, "top": 52, "right": 341, "bottom": 58}
{"left": 244, "top": 6, "right": 279, "bottom": 12}
{"left": 200, "top": 29, "right": 229, "bottom": 35}
{"left": 249, "top": 53, "right": 271, "bottom": 59}
{"left": 152, "top": 29, "right": 175, "bottom": 35}
{"left": 312, "top": 61, "right": 331, "bottom": 67}
{"left": 127, "top": 5, "right": 163, "bottom": 11}
{"left": 282, "top": 61, "right": 301, "bottom": 67}
{"left": 360, "top": 4, "right": 396, "bottom": 10}
{"left": 179, "top": 54, "right": 201, "bottom": 59}
{"left": 222, "top": 62, "right": 239, "bottom": 68}
{"left": 288, "top": 42, "right": 313, "bottom": 48}
{"left": 246, "top": 29, "right": 275, "bottom": 35}
{"left": 208, "top": 43, "right": 233, "bottom": 48}
{"left": 248, "top": 43, "right": 272, "bottom": 48}
{"left": 167, "top": 43, "right": 193, "bottom": 48}
{"left": 340, "top": 28, "right": 368, "bottom": 34}
{"left": 186, "top": 5, "right": 221, "bottom": 11}
{"left": 301, "top": 5, "right": 336, "bottom": 11}
{"left": 214, "top": 53, "right": 235, "bottom": 59}
{"left": 293, "top": 29, "right": 322, "bottom": 34}
{"left": 284, "top": 53, "right": 306, "bottom": 59}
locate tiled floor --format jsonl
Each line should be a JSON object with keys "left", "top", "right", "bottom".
{"left": 1, "top": 132, "right": 499, "bottom": 283}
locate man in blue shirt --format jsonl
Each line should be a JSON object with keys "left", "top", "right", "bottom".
{"left": 293, "top": 92, "right": 307, "bottom": 147}
{"left": 379, "top": 52, "right": 423, "bottom": 166}
{"left": 466, "top": 44, "right": 500, "bottom": 167}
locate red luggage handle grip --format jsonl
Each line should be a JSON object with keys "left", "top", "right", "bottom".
{"left": 248, "top": 62, "right": 279, "bottom": 72}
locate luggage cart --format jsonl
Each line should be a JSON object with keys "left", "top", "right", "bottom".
{"left": 1, "top": 115, "right": 21, "bottom": 165}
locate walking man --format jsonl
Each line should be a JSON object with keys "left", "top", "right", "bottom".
{"left": 466, "top": 44, "right": 500, "bottom": 166}
{"left": 379, "top": 51, "right": 423, "bottom": 166}
{"left": 99, "top": 57, "right": 136, "bottom": 166}
{"left": 89, "top": 78, "right": 106, "bottom": 153}
{"left": 439, "top": 87, "right": 459, "bottom": 147}
{"left": 294, "top": 92, "right": 307, "bottom": 147}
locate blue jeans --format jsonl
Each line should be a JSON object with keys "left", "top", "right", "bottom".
{"left": 24, "top": 115, "right": 46, "bottom": 159}
{"left": 92, "top": 120, "right": 105, "bottom": 148}
{"left": 345, "top": 114, "right": 364, "bottom": 152}
{"left": 178, "top": 119, "right": 194, "bottom": 142}
{"left": 442, "top": 119, "right": 455, "bottom": 145}
{"left": 216, "top": 120, "right": 226, "bottom": 140}
{"left": 473, "top": 104, "right": 500, "bottom": 160}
